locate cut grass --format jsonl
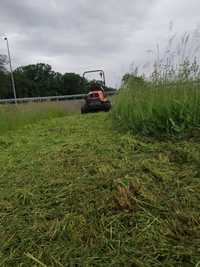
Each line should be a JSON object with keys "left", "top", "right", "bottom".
{"left": 0, "top": 113, "right": 200, "bottom": 266}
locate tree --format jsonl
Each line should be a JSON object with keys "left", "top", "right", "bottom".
{"left": 62, "top": 73, "right": 84, "bottom": 95}
{"left": 14, "top": 63, "right": 62, "bottom": 97}
{"left": 0, "top": 55, "right": 7, "bottom": 72}
{"left": 122, "top": 73, "right": 145, "bottom": 86}
{"left": 1, "top": 62, "right": 114, "bottom": 98}
{"left": 13, "top": 64, "right": 88, "bottom": 97}
{"left": 0, "top": 55, "right": 12, "bottom": 99}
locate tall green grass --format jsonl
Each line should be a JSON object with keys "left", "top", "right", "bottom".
{"left": 112, "top": 31, "right": 200, "bottom": 136}
{"left": 0, "top": 100, "right": 82, "bottom": 134}
{"left": 112, "top": 77, "right": 200, "bottom": 136}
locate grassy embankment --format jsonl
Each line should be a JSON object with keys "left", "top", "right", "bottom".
{"left": 0, "top": 100, "right": 83, "bottom": 134}
{"left": 111, "top": 77, "right": 200, "bottom": 136}
{"left": 0, "top": 109, "right": 199, "bottom": 266}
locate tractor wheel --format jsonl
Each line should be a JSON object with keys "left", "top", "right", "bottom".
{"left": 104, "top": 101, "right": 111, "bottom": 112}
{"left": 81, "top": 105, "right": 88, "bottom": 114}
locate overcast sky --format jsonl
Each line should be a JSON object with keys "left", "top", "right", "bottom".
{"left": 0, "top": 0, "right": 200, "bottom": 86}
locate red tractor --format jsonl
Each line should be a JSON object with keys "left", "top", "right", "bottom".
{"left": 81, "top": 70, "right": 112, "bottom": 114}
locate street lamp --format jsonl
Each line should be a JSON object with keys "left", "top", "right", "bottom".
{"left": 4, "top": 37, "right": 17, "bottom": 103}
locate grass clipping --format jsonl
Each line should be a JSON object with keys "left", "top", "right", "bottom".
{"left": 0, "top": 113, "right": 199, "bottom": 266}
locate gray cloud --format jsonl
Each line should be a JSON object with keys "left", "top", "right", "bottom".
{"left": 0, "top": 0, "right": 200, "bottom": 86}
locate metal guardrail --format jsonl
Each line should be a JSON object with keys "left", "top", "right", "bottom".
{"left": 0, "top": 91, "right": 116, "bottom": 104}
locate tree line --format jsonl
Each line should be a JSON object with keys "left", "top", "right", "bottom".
{"left": 0, "top": 55, "right": 116, "bottom": 99}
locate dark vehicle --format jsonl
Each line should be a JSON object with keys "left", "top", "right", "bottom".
{"left": 81, "top": 70, "right": 112, "bottom": 113}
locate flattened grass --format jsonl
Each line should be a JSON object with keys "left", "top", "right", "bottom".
{"left": 0, "top": 113, "right": 199, "bottom": 266}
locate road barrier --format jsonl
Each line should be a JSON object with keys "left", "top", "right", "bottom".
{"left": 0, "top": 91, "right": 116, "bottom": 104}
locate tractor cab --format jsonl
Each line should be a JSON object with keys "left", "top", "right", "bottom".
{"left": 90, "top": 80, "right": 104, "bottom": 92}
{"left": 81, "top": 70, "right": 111, "bottom": 113}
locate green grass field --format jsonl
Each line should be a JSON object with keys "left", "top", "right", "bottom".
{"left": 0, "top": 112, "right": 199, "bottom": 266}
{"left": 0, "top": 100, "right": 83, "bottom": 134}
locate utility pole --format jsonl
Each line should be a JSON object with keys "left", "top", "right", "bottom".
{"left": 4, "top": 37, "right": 17, "bottom": 103}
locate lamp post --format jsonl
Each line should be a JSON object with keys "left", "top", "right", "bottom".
{"left": 4, "top": 37, "right": 17, "bottom": 103}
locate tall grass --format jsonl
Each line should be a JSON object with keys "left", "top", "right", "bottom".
{"left": 112, "top": 32, "right": 200, "bottom": 136}
{"left": 0, "top": 100, "right": 82, "bottom": 134}
{"left": 112, "top": 78, "right": 200, "bottom": 136}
